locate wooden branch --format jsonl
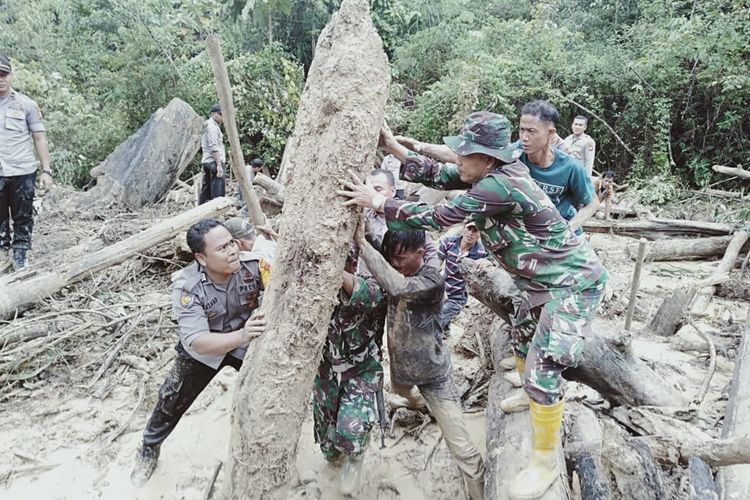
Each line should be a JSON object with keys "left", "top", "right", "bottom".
{"left": 692, "top": 230, "right": 750, "bottom": 313}
{"left": 628, "top": 235, "right": 749, "bottom": 261}
{"left": 688, "top": 318, "right": 716, "bottom": 406}
{"left": 560, "top": 95, "right": 635, "bottom": 157}
{"left": 692, "top": 188, "right": 748, "bottom": 200}
{"left": 637, "top": 434, "right": 750, "bottom": 467}
{"left": 712, "top": 164, "right": 750, "bottom": 180}
{"left": 625, "top": 238, "right": 647, "bottom": 332}
{"left": 583, "top": 218, "right": 736, "bottom": 239}
{"left": 206, "top": 35, "right": 266, "bottom": 227}
{"left": 0, "top": 197, "right": 236, "bottom": 318}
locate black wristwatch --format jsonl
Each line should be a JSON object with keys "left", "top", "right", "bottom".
{"left": 42, "top": 169, "right": 54, "bottom": 177}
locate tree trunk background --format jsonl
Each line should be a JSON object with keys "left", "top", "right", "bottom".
{"left": 81, "top": 98, "right": 203, "bottom": 208}
{"left": 224, "top": 0, "right": 390, "bottom": 497}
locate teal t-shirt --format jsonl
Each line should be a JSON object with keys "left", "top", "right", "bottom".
{"left": 517, "top": 148, "right": 594, "bottom": 222}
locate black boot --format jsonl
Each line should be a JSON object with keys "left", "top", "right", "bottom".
{"left": 11, "top": 248, "right": 27, "bottom": 270}
{"left": 130, "top": 444, "right": 160, "bottom": 487}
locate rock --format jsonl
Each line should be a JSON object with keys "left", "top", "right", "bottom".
{"left": 81, "top": 98, "right": 204, "bottom": 208}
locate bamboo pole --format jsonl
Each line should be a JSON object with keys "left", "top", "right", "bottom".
{"left": 206, "top": 34, "right": 266, "bottom": 226}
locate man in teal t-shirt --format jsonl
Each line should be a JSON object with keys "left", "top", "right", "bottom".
{"left": 516, "top": 100, "right": 598, "bottom": 233}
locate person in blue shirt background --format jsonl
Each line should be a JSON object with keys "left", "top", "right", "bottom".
{"left": 437, "top": 220, "right": 488, "bottom": 333}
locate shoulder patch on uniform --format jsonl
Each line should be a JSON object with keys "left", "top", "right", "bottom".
{"left": 259, "top": 257, "right": 272, "bottom": 289}
{"left": 179, "top": 289, "right": 194, "bottom": 308}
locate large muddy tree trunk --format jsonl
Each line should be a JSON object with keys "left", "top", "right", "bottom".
{"left": 81, "top": 98, "right": 203, "bottom": 208}
{"left": 223, "top": 1, "right": 390, "bottom": 497}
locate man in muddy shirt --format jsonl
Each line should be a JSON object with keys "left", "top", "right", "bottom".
{"left": 130, "top": 219, "right": 268, "bottom": 487}
{"left": 313, "top": 243, "right": 386, "bottom": 495}
{"left": 356, "top": 228, "right": 485, "bottom": 500}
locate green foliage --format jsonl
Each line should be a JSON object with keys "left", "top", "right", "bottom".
{"left": 177, "top": 46, "right": 303, "bottom": 174}
{"left": 1, "top": 0, "right": 748, "bottom": 192}
{"left": 390, "top": 0, "right": 750, "bottom": 187}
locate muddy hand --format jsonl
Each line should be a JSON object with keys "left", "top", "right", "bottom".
{"left": 256, "top": 225, "right": 279, "bottom": 242}
{"left": 242, "top": 312, "right": 266, "bottom": 344}
{"left": 338, "top": 169, "right": 382, "bottom": 209}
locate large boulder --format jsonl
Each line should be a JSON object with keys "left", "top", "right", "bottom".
{"left": 82, "top": 98, "right": 203, "bottom": 208}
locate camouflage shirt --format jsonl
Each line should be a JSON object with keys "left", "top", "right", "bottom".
{"left": 385, "top": 154, "right": 607, "bottom": 307}
{"left": 323, "top": 274, "right": 386, "bottom": 381}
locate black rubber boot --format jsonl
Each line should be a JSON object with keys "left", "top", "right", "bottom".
{"left": 11, "top": 248, "right": 27, "bottom": 270}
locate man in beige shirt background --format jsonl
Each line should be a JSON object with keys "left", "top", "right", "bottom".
{"left": 563, "top": 115, "right": 596, "bottom": 176}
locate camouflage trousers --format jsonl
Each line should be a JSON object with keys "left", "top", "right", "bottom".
{"left": 510, "top": 280, "right": 606, "bottom": 405}
{"left": 312, "top": 359, "right": 383, "bottom": 460}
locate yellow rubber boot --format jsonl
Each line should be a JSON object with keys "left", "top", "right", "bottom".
{"left": 508, "top": 400, "right": 564, "bottom": 500}
{"left": 500, "top": 357, "right": 530, "bottom": 413}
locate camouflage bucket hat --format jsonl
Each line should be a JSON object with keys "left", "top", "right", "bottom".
{"left": 443, "top": 112, "right": 519, "bottom": 163}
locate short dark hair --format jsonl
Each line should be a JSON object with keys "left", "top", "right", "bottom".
{"left": 369, "top": 168, "right": 395, "bottom": 188}
{"left": 251, "top": 158, "right": 264, "bottom": 167}
{"left": 574, "top": 115, "right": 588, "bottom": 125}
{"left": 381, "top": 230, "right": 426, "bottom": 262}
{"left": 521, "top": 100, "right": 560, "bottom": 126}
{"left": 187, "top": 219, "right": 224, "bottom": 255}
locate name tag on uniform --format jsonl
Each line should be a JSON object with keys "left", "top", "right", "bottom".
{"left": 6, "top": 109, "right": 25, "bottom": 119}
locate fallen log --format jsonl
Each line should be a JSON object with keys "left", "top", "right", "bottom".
{"left": 647, "top": 273, "right": 730, "bottom": 337}
{"left": 485, "top": 322, "right": 569, "bottom": 500}
{"left": 81, "top": 98, "right": 203, "bottom": 208}
{"left": 712, "top": 164, "right": 750, "bottom": 180}
{"left": 637, "top": 434, "right": 750, "bottom": 467}
{"left": 583, "top": 218, "right": 735, "bottom": 239}
{"left": 223, "top": 1, "right": 391, "bottom": 497}
{"left": 461, "top": 259, "right": 686, "bottom": 407}
{"left": 565, "top": 403, "right": 611, "bottom": 500}
{"left": 0, "top": 197, "right": 236, "bottom": 318}
{"left": 600, "top": 418, "right": 670, "bottom": 499}
{"left": 692, "top": 188, "right": 748, "bottom": 200}
{"left": 716, "top": 308, "right": 750, "bottom": 500}
{"left": 692, "top": 230, "right": 750, "bottom": 313}
{"left": 253, "top": 173, "right": 285, "bottom": 201}
{"left": 628, "top": 236, "right": 750, "bottom": 262}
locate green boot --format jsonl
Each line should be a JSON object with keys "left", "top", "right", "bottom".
{"left": 508, "top": 400, "right": 564, "bottom": 500}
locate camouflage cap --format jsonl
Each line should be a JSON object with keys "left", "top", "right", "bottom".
{"left": 224, "top": 217, "right": 255, "bottom": 240}
{"left": 443, "top": 112, "right": 519, "bottom": 163}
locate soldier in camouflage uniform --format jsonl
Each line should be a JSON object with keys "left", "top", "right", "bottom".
{"left": 313, "top": 243, "right": 386, "bottom": 495}
{"left": 341, "top": 112, "right": 607, "bottom": 500}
